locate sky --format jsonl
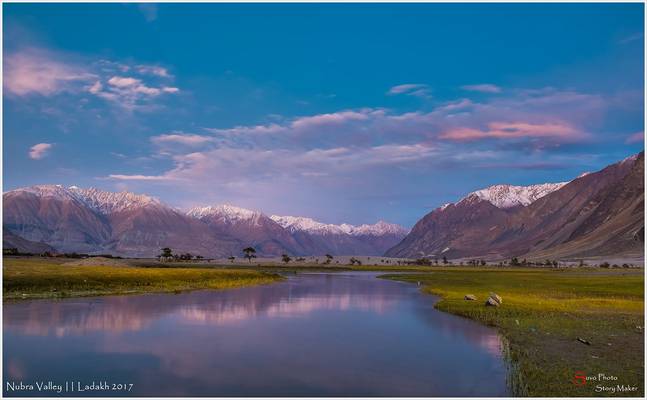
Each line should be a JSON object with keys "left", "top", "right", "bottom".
{"left": 3, "top": 3, "right": 644, "bottom": 227}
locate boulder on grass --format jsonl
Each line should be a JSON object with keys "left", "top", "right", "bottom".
{"left": 485, "top": 293, "right": 503, "bottom": 307}
{"left": 489, "top": 292, "right": 502, "bottom": 304}
{"left": 464, "top": 294, "right": 477, "bottom": 301}
{"left": 485, "top": 297, "right": 500, "bottom": 307}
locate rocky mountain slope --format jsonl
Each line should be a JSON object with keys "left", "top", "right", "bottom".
{"left": 3, "top": 186, "right": 407, "bottom": 257}
{"left": 386, "top": 152, "right": 644, "bottom": 261}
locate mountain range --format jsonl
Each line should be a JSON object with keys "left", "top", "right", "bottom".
{"left": 2, "top": 186, "right": 407, "bottom": 258}
{"left": 3, "top": 152, "right": 643, "bottom": 261}
{"left": 386, "top": 152, "right": 644, "bottom": 261}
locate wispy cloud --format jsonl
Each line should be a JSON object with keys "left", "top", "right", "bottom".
{"left": 152, "top": 133, "right": 216, "bottom": 146}
{"left": 4, "top": 49, "right": 96, "bottom": 96}
{"left": 28, "top": 143, "right": 53, "bottom": 160}
{"left": 461, "top": 84, "right": 502, "bottom": 93}
{"left": 625, "top": 131, "right": 644, "bottom": 144}
{"left": 387, "top": 83, "right": 431, "bottom": 98}
{"left": 619, "top": 32, "right": 643, "bottom": 44}
{"left": 440, "top": 122, "right": 583, "bottom": 142}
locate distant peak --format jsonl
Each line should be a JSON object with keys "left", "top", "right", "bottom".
{"left": 187, "top": 204, "right": 262, "bottom": 221}
{"left": 451, "top": 182, "right": 568, "bottom": 209}
{"left": 270, "top": 215, "right": 408, "bottom": 236}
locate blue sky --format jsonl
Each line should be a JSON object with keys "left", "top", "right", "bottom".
{"left": 3, "top": 3, "right": 644, "bottom": 227}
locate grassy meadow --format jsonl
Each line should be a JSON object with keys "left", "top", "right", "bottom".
{"left": 3, "top": 257, "right": 283, "bottom": 300}
{"left": 383, "top": 267, "right": 644, "bottom": 397}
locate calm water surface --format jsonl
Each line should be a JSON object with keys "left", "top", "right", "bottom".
{"left": 4, "top": 272, "right": 509, "bottom": 396}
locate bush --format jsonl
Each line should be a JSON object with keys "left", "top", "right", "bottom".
{"left": 600, "top": 262, "right": 610, "bottom": 268}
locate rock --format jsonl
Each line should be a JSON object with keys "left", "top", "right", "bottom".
{"left": 485, "top": 297, "right": 500, "bottom": 307}
{"left": 489, "top": 292, "right": 503, "bottom": 304}
{"left": 464, "top": 294, "right": 477, "bottom": 301}
{"left": 577, "top": 337, "right": 591, "bottom": 345}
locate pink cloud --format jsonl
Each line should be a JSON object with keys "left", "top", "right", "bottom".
{"left": 4, "top": 49, "right": 96, "bottom": 96}
{"left": 152, "top": 134, "right": 215, "bottom": 146}
{"left": 28, "top": 143, "right": 54, "bottom": 160}
{"left": 625, "top": 131, "right": 644, "bottom": 144}
{"left": 107, "top": 76, "right": 140, "bottom": 87}
{"left": 107, "top": 174, "right": 174, "bottom": 181}
{"left": 461, "top": 84, "right": 502, "bottom": 93}
{"left": 440, "top": 121, "right": 583, "bottom": 142}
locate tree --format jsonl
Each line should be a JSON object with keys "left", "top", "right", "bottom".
{"left": 160, "top": 247, "right": 173, "bottom": 258}
{"left": 442, "top": 256, "right": 448, "bottom": 265}
{"left": 243, "top": 247, "right": 256, "bottom": 262}
{"left": 228, "top": 256, "right": 235, "bottom": 263}
{"left": 480, "top": 259, "right": 486, "bottom": 266}
{"left": 324, "top": 254, "right": 333, "bottom": 264}
{"left": 282, "top": 254, "right": 292, "bottom": 264}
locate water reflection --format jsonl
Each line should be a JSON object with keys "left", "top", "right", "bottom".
{"left": 4, "top": 272, "right": 509, "bottom": 396}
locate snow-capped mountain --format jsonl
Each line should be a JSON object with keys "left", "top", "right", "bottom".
{"left": 386, "top": 152, "right": 644, "bottom": 260}
{"left": 270, "top": 215, "right": 408, "bottom": 255}
{"left": 457, "top": 182, "right": 568, "bottom": 209}
{"left": 270, "top": 215, "right": 408, "bottom": 237}
{"left": 69, "top": 186, "right": 163, "bottom": 214}
{"left": 7, "top": 185, "right": 164, "bottom": 215}
{"left": 2, "top": 185, "right": 408, "bottom": 257}
{"left": 188, "top": 205, "right": 304, "bottom": 256}
{"left": 187, "top": 204, "right": 260, "bottom": 221}
{"left": 3, "top": 185, "right": 232, "bottom": 257}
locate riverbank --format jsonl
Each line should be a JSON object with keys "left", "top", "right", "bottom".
{"left": 383, "top": 268, "right": 644, "bottom": 397}
{"left": 3, "top": 258, "right": 283, "bottom": 300}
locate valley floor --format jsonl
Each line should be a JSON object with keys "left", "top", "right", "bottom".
{"left": 3, "top": 257, "right": 283, "bottom": 300}
{"left": 3, "top": 257, "right": 644, "bottom": 397}
{"left": 383, "top": 267, "right": 644, "bottom": 397}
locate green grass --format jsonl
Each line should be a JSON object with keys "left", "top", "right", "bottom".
{"left": 3, "top": 258, "right": 284, "bottom": 300}
{"left": 383, "top": 267, "right": 644, "bottom": 397}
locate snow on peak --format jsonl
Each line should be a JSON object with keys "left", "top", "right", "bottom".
{"left": 69, "top": 187, "right": 162, "bottom": 214}
{"left": 463, "top": 182, "right": 568, "bottom": 209}
{"left": 6, "top": 185, "right": 163, "bottom": 214}
{"left": 270, "top": 215, "right": 407, "bottom": 236}
{"left": 187, "top": 204, "right": 262, "bottom": 223}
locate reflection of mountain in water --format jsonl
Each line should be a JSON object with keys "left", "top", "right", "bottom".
{"left": 4, "top": 273, "right": 509, "bottom": 397}
{"left": 3, "top": 274, "right": 402, "bottom": 336}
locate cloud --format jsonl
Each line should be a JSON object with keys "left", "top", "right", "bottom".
{"left": 440, "top": 122, "right": 583, "bottom": 142}
{"left": 107, "top": 174, "right": 172, "bottom": 181}
{"left": 102, "top": 86, "right": 620, "bottom": 206}
{"left": 387, "top": 84, "right": 431, "bottom": 98}
{"left": 151, "top": 133, "right": 216, "bottom": 146}
{"left": 619, "top": 32, "right": 643, "bottom": 44}
{"left": 138, "top": 4, "right": 158, "bottom": 22}
{"left": 461, "top": 84, "right": 502, "bottom": 93}
{"left": 136, "top": 65, "right": 171, "bottom": 78}
{"left": 5, "top": 47, "right": 180, "bottom": 112}
{"left": 4, "top": 49, "right": 96, "bottom": 96}
{"left": 91, "top": 75, "right": 179, "bottom": 110}
{"left": 625, "top": 131, "right": 644, "bottom": 144}
{"left": 107, "top": 76, "right": 140, "bottom": 88}
{"left": 28, "top": 143, "right": 53, "bottom": 159}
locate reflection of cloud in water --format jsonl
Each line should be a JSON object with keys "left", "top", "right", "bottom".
{"left": 3, "top": 273, "right": 509, "bottom": 396}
